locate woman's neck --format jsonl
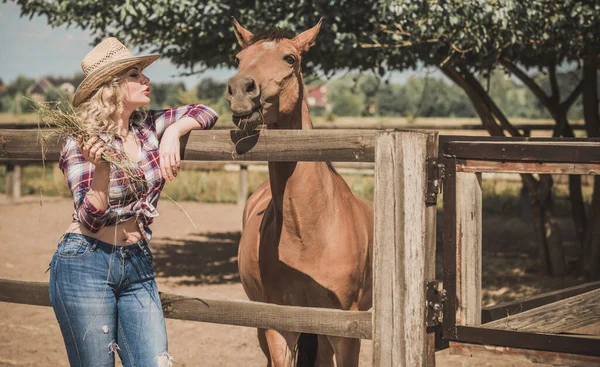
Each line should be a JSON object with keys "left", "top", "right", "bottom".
{"left": 115, "top": 108, "right": 135, "bottom": 136}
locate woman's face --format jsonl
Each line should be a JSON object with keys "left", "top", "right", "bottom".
{"left": 123, "top": 66, "right": 151, "bottom": 109}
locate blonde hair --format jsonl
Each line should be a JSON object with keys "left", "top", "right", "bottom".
{"left": 75, "top": 72, "right": 146, "bottom": 140}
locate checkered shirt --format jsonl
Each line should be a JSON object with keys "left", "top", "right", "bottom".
{"left": 59, "top": 104, "right": 218, "bottom": 241}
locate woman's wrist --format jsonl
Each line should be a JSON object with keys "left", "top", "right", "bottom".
{"left": 94, "top": 162, "right": 111, "bottom": 175}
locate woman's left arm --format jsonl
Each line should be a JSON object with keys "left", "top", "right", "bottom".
{"left": 158, "top": 105, "right": 218, "bottom": 181}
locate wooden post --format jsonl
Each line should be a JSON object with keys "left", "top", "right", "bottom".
{"left": 237, "top": 164, "right": 248, "bottom": 206}
{"left": 455, "top": 172, "right": 482, "bottom": 327}
{"left": 5, "top": 162, "right": 21, "bottom": 200}
{"left": 373, "top": 131, "right": 434, "bottom": 366}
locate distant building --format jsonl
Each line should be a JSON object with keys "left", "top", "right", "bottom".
{"left": 306, "top": 84, "right": 331, "bottom": 111}
{"left": 26, "top": 76, "right": 84, "bottom": 102}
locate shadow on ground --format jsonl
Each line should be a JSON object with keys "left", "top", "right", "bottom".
{"left": 151, "top": 231, "right": 242, "bottom": 285}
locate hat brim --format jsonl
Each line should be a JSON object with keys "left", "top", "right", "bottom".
{"left": 73, "top": 53, "right": 160, "bottom": 107}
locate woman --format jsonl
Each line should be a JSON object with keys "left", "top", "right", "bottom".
{"left": 49, "top": 37, "right": 218, "bottom": 367}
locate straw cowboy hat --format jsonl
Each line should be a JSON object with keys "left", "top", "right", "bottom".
{"left": 72, "top": 37, "right": 160, "bottom": 107}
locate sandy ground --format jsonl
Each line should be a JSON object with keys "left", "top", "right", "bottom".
{"left": 0, "top": 195, "right": 374, "bottom": 366}
{"left": 2, "top": 194, "right": 598, "bottom": 366}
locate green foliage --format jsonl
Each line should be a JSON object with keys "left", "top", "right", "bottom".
{"left": 327, "top": 77, "right": 364, "bottom": 116}
{"left": 196, "top": 78, "right": 226, "bottom": 104}
{"left": 148, "top": 81, "right": 186, "bottom": 109}
{"left": 5, "top": 75, "right": 35, "bottom": 97}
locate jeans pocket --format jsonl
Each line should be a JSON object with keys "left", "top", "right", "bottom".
{"left": 57, "top": 238, "right": 90, "bottom": 260}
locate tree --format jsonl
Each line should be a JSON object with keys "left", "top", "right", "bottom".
{"left": 327, "top": 77, "right": 364, "bottom": 117}
{"left": 148, "top": 81, "right": 185, "bottom": 109}
{"left": 196, "top": 78, "right": 226, "bottom": 104}
{"left": 15, "top": 0, "right": 600, "bottom": 276}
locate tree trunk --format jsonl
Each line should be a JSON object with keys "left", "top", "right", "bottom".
{"left": 555, "top": 109, "right": 587, "bottom": 264}
{"left": 440, "top": 63, "right": 567, "bottom": 276}
{"left": 581, "top": 56, "right": 600, "bottom": 278}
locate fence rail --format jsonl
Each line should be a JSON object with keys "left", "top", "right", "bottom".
{"left": 0, "top": 128, "right": 438, "bottom": 367}
{"left": 442, "top": 138, "right": 600, "bottom": 363}
{"left": 0, "top": 278, "right": 372, "bottom": 339}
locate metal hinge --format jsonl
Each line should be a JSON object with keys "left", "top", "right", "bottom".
{"left": 426, "top": 158, "right": 445, "bottom": 206}
{"left": 426, "top": 281, "right": 447, "bottom": 327}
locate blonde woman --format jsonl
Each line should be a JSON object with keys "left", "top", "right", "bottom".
{"left": 49, "top": 38, "right": 218, "bottom": 367}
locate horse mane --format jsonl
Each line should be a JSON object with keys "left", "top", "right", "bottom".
{"left": 250, "top": 29, "right": 290, "bottom": 45}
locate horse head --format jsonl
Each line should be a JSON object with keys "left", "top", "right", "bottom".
{"left": 226, "top": 18, "right": 322, "bottom": 131}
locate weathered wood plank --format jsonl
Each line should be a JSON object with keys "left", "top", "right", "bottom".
{"left": 457, "top": 160, "right": 600, "bottom": 175}
{"left": 0, "top": 278, "right": 371, "bottom": 339}
{"left": 237, "top": 164, "right": 248, "bottom": 206}
{"left": 373, "top": 131, "right": 433, "bottom": 367}
{"left": 444, "top": 140, "right": 600, "bottom": 163}
{"left": 482, "top": 288, "right": 600, "bottom": 334}
{"left": 455, "top": 172, "right": 482, "bottom": 327}
{"left": 455, "top": 326, "right": 600, "bottom": 356}
{"left": 5, "top": 162, "right": 21, "bottom": 200}
{"left": 482, "top": 281, "right": 600, "bottom": 323}
{"left": 0, "top": 129, "right": 378, "bottom": 162}
{"left": 447, "top": 341, "right": 600, "bottom": 367}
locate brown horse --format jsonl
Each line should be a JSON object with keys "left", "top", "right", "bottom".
{"left": 226, "top": 19, "right": 373, "bottom": 367}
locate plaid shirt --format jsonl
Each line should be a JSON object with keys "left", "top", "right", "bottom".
{"left": 59, "top": 104, "right": 218, "bottom": 241}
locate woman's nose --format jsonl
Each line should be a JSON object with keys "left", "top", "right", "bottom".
{"left": 142, "top": 74, "right": 150, "bottom": 84}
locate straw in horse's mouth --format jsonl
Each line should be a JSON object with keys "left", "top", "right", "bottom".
{"left": 232, "top": 106, "right": 261, "bottom": 120}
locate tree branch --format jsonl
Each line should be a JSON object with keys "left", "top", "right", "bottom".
{"left": 457, "top": 64, "right": 522, "bottom": 137}
{"left": 549, "top": 61, "right": 560, "bottom": 105}
{"left": 500, "top": 59, "right": 553, "bottom": 112}
{"left": 561, "top": 81, "right": 583, "bottom": 111}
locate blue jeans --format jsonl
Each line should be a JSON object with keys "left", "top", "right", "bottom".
{"left": 49, "top": 233, "right": 171, "bottom": 367}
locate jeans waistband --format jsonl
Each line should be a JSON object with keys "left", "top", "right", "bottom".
{"left": 62, "top": 232, "right": 149, "bottom": 255}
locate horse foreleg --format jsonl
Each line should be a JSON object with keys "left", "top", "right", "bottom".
{"left": 257, "top": 328, "right": 272, "bottom": 366}
{"left": 264, "top": 329, "right": 300, "bottom": 367}
{"left": 314, "top": 334, "right": 335, "bottom": 367}
{"left": 328, "top": 336, "right": 360, "bottom": 367}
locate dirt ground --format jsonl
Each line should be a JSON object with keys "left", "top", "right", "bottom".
{"left": 0, "top": 195, "right": 375, "bottom": 367}
{"left": 1, "top": 193, "right": 597, "bottom": 366}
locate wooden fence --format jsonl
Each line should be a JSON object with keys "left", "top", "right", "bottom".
{"left": 0, "top": 122, "right": 588, "bottom": 201}
{"left": 2, "top": 128, "right": 600, "bottom": 365}
{"left": 440, "top": 136, "right": 600, "bottom": 366}
{"left": 0, "top": 128, "right": 439, "bottom": 366}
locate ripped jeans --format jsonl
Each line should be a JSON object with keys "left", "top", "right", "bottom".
{"left": 49, "top": 233, "right": 171, "bottom": 367}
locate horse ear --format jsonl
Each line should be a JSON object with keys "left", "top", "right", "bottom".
{"left": 292, "top": 18, "right": 323, "bottom": 53}
{"left": 232, "top": 17, "right": 254, "bottom": 48}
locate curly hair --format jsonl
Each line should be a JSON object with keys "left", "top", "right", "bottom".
{"left": 75, "top": 73, "right": 146, "bottom": 141}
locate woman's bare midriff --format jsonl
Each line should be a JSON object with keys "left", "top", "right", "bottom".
{"left": 65, "top": 218, "right": 144, "bottom": 246}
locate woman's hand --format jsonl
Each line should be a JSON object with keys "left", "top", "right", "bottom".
{"left": 159, "top": 127, "right": 181, "bottom": 181}
{"left": 78, "top": 135, "right": 108, "bottom": 167}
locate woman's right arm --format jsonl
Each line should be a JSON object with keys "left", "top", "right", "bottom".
{"left": 59, "top": 136, "right": 111, "bottom": 233}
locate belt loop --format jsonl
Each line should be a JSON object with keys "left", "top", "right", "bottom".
{"left": 90, "top": 239, "right": 98, "bottom": 252}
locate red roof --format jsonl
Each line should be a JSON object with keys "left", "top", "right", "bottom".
{"left": 306, "top": 85, "right": 329, "bottom": 107}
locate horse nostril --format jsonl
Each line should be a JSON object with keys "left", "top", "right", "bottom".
{"left": 247, "top": 80, "right": 256, "bottom": 93}
{"left": 227, "top": 84, "right": 233, "bottom": 96}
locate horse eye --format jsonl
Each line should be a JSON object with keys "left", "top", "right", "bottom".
{"left": 234, "top": 57, "right": 240, "bottom": 65}
{"left": 283, "top": 55, "right": 296, "bottom": 65}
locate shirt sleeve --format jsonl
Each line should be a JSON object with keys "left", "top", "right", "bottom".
{"left": 145, "top": 104, "right": 219, "bottom": 140}
{"left": 59, "top": 136, "right": 110, "bottom": 233}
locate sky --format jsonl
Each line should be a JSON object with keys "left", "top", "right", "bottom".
{"left": 0, "top": 2, "right": 434, "bottom": 89}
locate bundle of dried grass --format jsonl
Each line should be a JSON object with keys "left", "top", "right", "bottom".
{"left": 35, "top": 100, "right": 143, "bottom": 189}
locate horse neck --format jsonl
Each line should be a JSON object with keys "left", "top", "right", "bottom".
{"left": 268, "top": 79, "right": 338, "bottom": 219}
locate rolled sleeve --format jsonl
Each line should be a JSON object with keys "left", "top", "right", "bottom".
{"left": 77, "top": 195, "right": 110, "bottom": 233}
{"left": 147, "top": 104, "right": 219, "bottom": 139}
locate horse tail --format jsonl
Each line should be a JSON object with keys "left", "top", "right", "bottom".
{"left": 296, "top": 333, "right": 318, "bottom": 367}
